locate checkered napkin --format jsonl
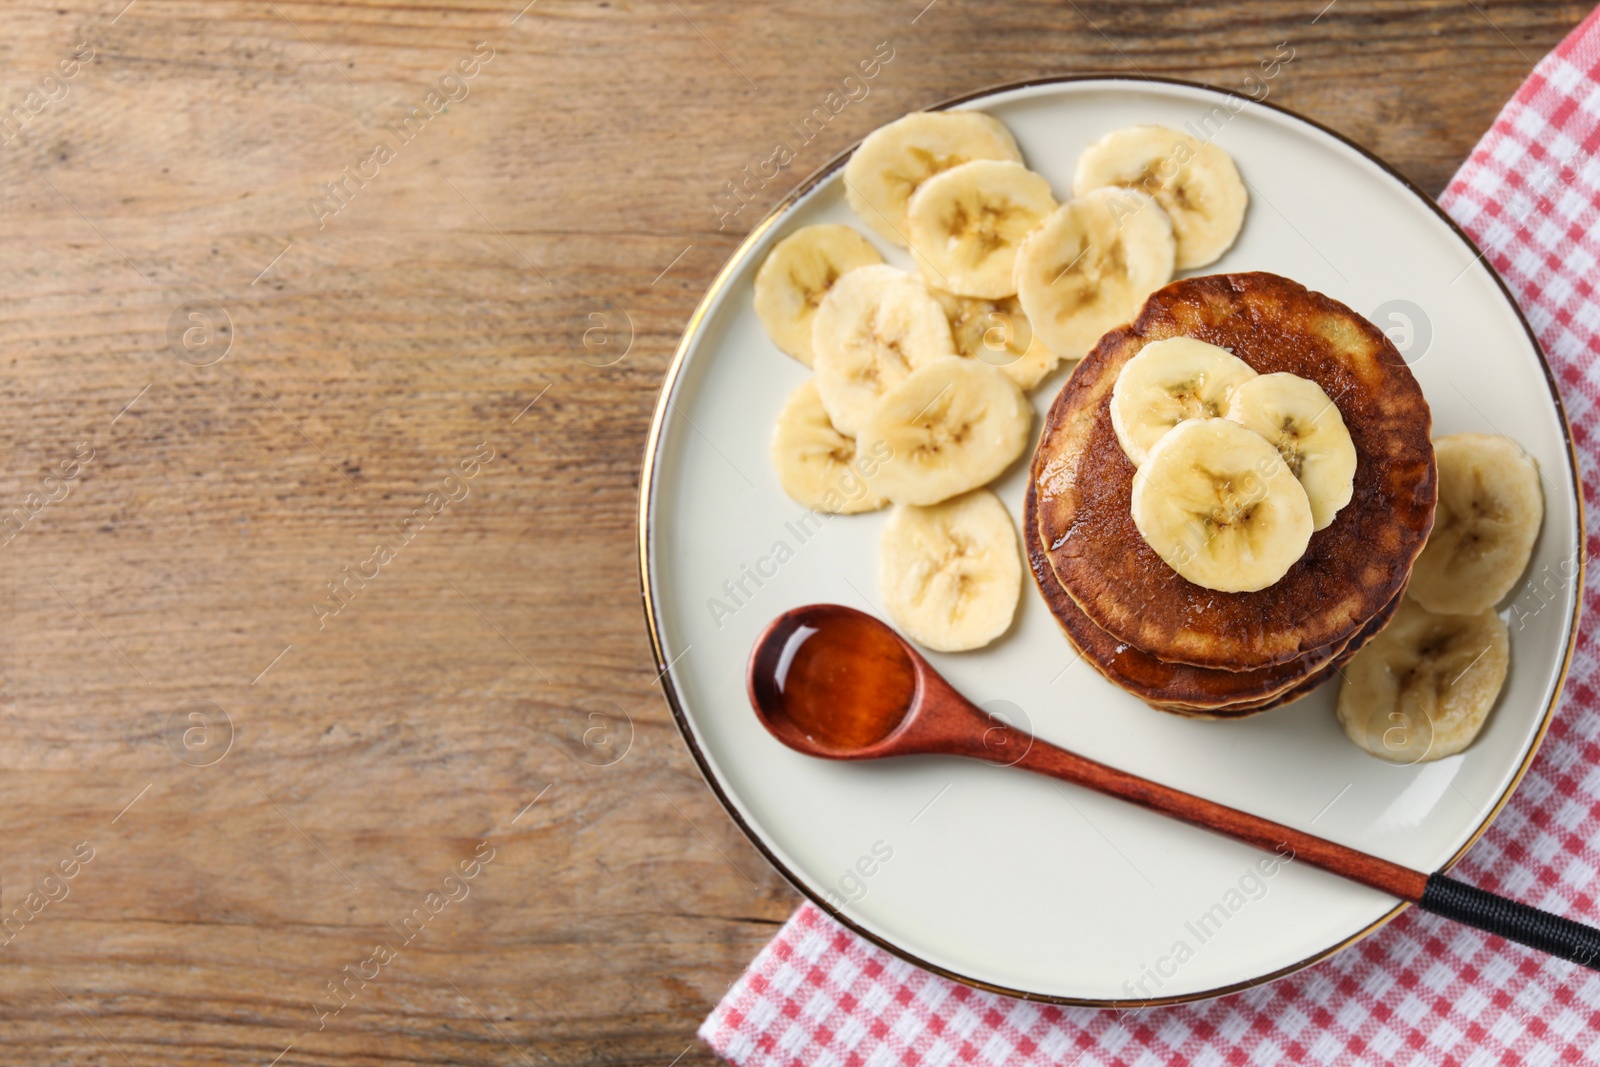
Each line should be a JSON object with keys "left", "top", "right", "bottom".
{"left": 699, "top": 9, "right": 1600, "bottom": 1065}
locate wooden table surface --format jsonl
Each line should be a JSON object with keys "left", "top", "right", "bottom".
{"left": 0, "top": 0, "right": 1588, "bottom": 1062}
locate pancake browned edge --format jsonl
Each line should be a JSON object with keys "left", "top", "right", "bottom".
{"left": 1033, "top": 272, "right": 1436, "bottom": 670}
{"left": 1149, "top": 589, "right": 1403, "bottom": 718}
{"left": 1024, "top": 480, "right": 1340, "bottom": 714}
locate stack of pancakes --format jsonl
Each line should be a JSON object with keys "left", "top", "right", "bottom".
{"left": 1026, "top": 272, "right": 1437, "bottom": 717}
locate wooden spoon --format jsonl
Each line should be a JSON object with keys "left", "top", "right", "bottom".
{"left": 747, "top": 603, "right": 1600, "bottom": 972}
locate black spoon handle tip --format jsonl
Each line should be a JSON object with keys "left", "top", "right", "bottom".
{"left": 1421, "top": 873, "right": 1600, "bottom": 972}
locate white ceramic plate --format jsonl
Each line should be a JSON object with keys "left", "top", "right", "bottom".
{"left": 639, "top": 77, "right": 1582, "bottom": 1004}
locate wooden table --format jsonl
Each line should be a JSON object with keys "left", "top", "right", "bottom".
{"left": 0, "top": 0, "right": 1586, "bottom": 1062}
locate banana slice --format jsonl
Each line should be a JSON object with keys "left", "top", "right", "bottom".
{"left": 880, "top": 489, "right": 1021, "bottom": 652}
{"left": 906, "top": 160, "right": 1057, "bottom": 299}
{"left": 754, "top": 225, "right": 884, "bottom": 367}
{"left": 1013, "top": 187, "right": 1176, "bottom": 361}
{"left": 1072, "top": 125, "right": 1248, "bottom": 269}
{"left": 1226, "top": 373, "right": 1357, "bottom": 531}
{"left": 858, "top": 357, "right": 1031, "bottom": 507}
{"left": 1110, "top": 337, "right": 1258, "bottom": 466}
{"left": 931, "top": 289, "right": 1062, "bottom": 391}
{"left": 844, "top": 111, "right": 1023, "bottom": 247}
{"left": 1408, "top": 434, "right": 1543, "bottom": 614}
{"left": 1336, "top": 598, "right": 1509, "bottom": 764}
{"left": 1131, "top": 417, "right": 1313, "bottom": 592}
{"left": 812, "top": 265, "right": 956, "bottom": 436}
{"left": 770, "top": 379, "right": 886, "bottom": 514}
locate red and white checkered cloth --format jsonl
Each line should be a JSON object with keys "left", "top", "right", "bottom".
{"left": 700, "top": 9, "right": 1600, "bottom": 1065}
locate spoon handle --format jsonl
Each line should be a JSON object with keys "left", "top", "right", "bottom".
{"left": 1419, "top": 875, "right": 1600, "bottom": 970}
{"left": 1012, "top": 736, "right": 1600, "bottom": 970}
{"left": 1010, "top": 736, "right": 1425, "bottom": 899}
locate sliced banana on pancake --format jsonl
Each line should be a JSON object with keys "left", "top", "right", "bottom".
{"left": 1072, "top": 124, "right": 1247, "bottom": 270}
{"left": 812, "top": 265, "right": 956, "bottom": 436}
{"left": 906, "top": 159, "right": 1057, "bottom": 299}
{"left": 931, "top": 288, "right": 1062, "bottom": 391}
{"left": 770, "top": 379, "right": 886, "bottom": 514}
{"left": 754, "top": 225, "right": 884, "bottom": 367}
{"left": 1130, "top": 417, "right": 1313, "bottom": 593}
{"left": 1013, "top": 187, "right": 1176, "bottom": 361}
{"left": 1110, "top": 337, "right": 1258, "bottom": 466}
{"left": 880, "top": 489, "right": 1021, "bottom": 652}
{"left": 858, "top": 357, "right": 1031, "bottom": 506}
{"left": 1226, "top": 373, "right": 1357, "bottom": 531}
{"left": 844, "top": 111, "right": 1023, "bottom": 247}
{"left": 1336, "top": 597, "right": 1509, "bottom": 763}
{"left": 1408, "top": 433, "right": 1543, "bottom": 614}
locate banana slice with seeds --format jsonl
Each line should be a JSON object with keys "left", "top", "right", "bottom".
{"left": 880, "top": 489, "right": 1021, "bottom": 652}
{"left": 770, "top": 379, "right": 886, "bottom": 514}
{"left": 754, "top": 225, "right": 884, "bottom": 367}
{"left": 844, "top": 111, "right": 1023, "bottom": 247}
{"left": 1013, "top": 187, "right": 1176, "bottom": 361}
{"left": 1336, "top": 597, "right": 1509, "bottom": 764}
{"left": 1073, "top": 124, "right": 1248, "bottom": 270}
{"left": 857, "top": 356, "right": 1031, "bottom": 507}
{"left": 931, "top": 288, "right": 1062, "bottom": 391}
{"left": 812, "top": 265, "right": 956, "bottom": 436}
{"left": 1226, "top": 373, "right": 1357, "bottom": 531}
{"left": 1110, "top": 337, "right": 1258, "bottom": 466}
{"left": 1130, "top": 417, "right": 1313, "bottom": 593}
{"left": 1408, "top": 433, "right": 1543, "bottom": 614}
{"left": 907, "top": 159, "right": 1057, "bottom": 299}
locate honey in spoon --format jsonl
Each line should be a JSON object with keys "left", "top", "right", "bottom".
{"left": 755, "top": 609, "right": 917, "bottom": 752}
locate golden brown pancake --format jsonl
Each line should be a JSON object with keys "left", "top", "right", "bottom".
{"left": 1034, "top": 272, "right": 1436, "bottom": 669}
{"left": 1026, "top": 454, "right": 1405, "bottom": 718}
{"left": 1024, "top": 480, "right": 1341, "bottom": 712}
{"left": 1144, "top": 588, "right": 1403, "bottom": 718}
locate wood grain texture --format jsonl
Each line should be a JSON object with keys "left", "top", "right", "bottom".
{"left": 0, "top": 0, "right": 1585, "bottom": 1062}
